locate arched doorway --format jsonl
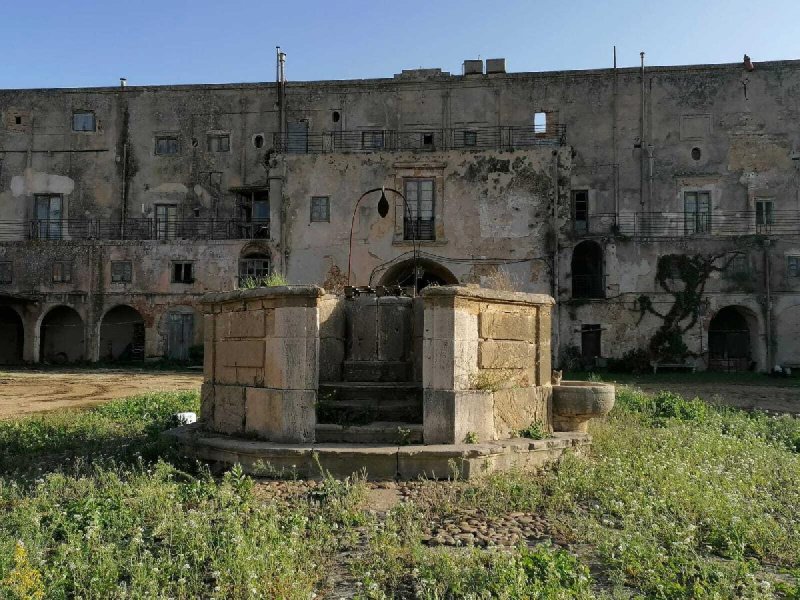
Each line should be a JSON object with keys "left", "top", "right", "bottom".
{"left": 40, "top": 306, "right": 84, "bottom": 363}
{"left": 571, "top": 241, "right": 604, "bottom": 298}
{"left": 708, "top": 306, "right": 754, "bottom": 371}
{"left": 0, "top": 307, "right": 24, "bottom": 364}
{"left": 378, "top": 258, "right": 458, "bottom": 292}
{"left": 99, "top": 305, "right": 145, "bottom": 361}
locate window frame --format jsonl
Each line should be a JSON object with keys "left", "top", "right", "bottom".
{"left": 788, "top": 256, "right": 800, "bottom": 278}
{"left": 310, "top": 196, "right": 330, "bottom": 223}
{"left": 683, "top": 191, "right": 712, "bottom": 235}
{"left": 755, "top": 198, "right": 774, "bottom": 232}
{"left": 72, "top": 111, "right": 96, "bottom": 132}
{"left": 34, "top": 194, "right": 64, "bottom": 240}
{"left": 361, "top": 130, "right": 385, "bottom": 150}
{"left": 207, "top": 133, "right": 231, "bottom": 153}
{"left": 463, "top": 130, "right": 477, "bottom": 147}
{"left": 111, "top": 261, "right": 133, "bottom": 283}
{"left": 171, "top": 261, "right": 194, "bottom": 284}
{"left": 0, "top": 261, "right": 12, "bottom": 284}
{"left": 155, "top": 135, "right": 180, "bottom": 156}
{"left": 238, "top": 255, "right": 271, "bottom": 287}
{"left": 52, "top": 261, "right": 73, "bottom": 283}
{"left": 403, "top": 178, "right": 436, "bottom": 241}
{"left": 571, "top": 190, "right": 589, "bottom": 233}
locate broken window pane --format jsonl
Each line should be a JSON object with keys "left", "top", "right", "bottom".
{"left": 310, "top": 196, "right": 330, "bottom": 222}
{"left": 238, "top": 255, "right": 271, "bottom": 286}
{"left": 72, "top": 112, "right": 96, "bottom": 132}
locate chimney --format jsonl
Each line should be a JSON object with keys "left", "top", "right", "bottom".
{"left": 463, "top": 59, "right": 483, "bottom": 75}
{"left": 486, "top": 58, "right": 506, "bottom": 74}
{"left": 743, "top": 54, "right": 754, "bottom": 72}
{"left": 120, "top": 77, "right": 127, "bottom": 88}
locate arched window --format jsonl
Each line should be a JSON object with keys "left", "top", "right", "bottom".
{"left": 238, "top": 253, "right": 271, "bottom": 287}
{"left": 571, "top": 241, "right": 604, "bottom": 299}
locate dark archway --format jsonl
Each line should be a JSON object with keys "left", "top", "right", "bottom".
{"left": 378, "top": 258, "right": 458, "bottom": 292}
{"left": 40, "top": 306, "right": 84, "bottom": 363}
{"left": 709, "top": 306, "right": 753, "bottom": 371}
{"left": 571, "top": 241, "right": 604, "bottom": 298}
{"left": 100, "top": 305, "right": 145, "bottom": 361}
{"left": 0, "top": 307, "right": 24, "bottom": 364}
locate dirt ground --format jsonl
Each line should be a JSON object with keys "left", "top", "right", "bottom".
{"left": 0, "top": 368, "right": 203, "bottom": 419}
{"left": 630, "top": 382, "right": 800, "bottom": 414}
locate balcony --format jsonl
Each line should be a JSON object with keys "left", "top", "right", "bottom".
{"left": 0, "top": 218, "right": 270, "bottom": 242}
{"left": 571, "top": 211, "right": 800, "bottom": 238}
{"left": 273, "top": 125, "right": 567, "bottom": 154}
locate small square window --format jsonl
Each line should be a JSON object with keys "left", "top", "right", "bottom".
{"left": 14, "top": 116, "right": 22, "bottom": 125}
{"left": 463, "top": 131, "right": 477, "bottom": 147}
{"left": 172, "top": 262, "right": 194, "bottom": 284}
{"left": 72, "top": 112, "right": 96, "bottom": 132}
{"left": 310, "top": 196, "right": 330, "bottom": 222}
{"left": 788, "top": 256, "right": 800, "bottom": 278}
{"left": 0, "top": 261, "right": 11, "bottom": 284}
{"left": 207, "top": 134, "right": 230, "bottom": 153}
{"left": 111, "top": 261, "right": 132, "bottom": 283}
{"left": 422, "top": 133, "right": 434, "bottom": 147}
{"left": 155, "top": 136, "right": 180, "bottom": 155}
{"left": 52, "top": 262, "right": 72, "bottom": 283}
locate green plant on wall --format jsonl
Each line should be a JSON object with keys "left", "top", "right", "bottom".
{"left": 636, "top": 252, "right": 740, "bottom": 363}
{"left": 239, "top": 273, "right": 289, "bottom": 289}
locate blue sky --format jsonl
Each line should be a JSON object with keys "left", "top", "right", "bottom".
{"left": 2, "top": 0, "right": 799, "bottom": 88}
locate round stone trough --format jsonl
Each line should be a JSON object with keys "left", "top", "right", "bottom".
{"left": 552, "top": 381, "right": 615, "bottom": 433}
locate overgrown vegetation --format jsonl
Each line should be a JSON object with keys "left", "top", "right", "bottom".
{"left": 517, "top": 421, "right": 551, "bottom": 440}
{"left": 1, "top": 385, "right": 799, "bottom": 597}
{"left": 238, "top": 273, "right": 289, "bottom": 289}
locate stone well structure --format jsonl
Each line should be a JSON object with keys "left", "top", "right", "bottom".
{"left": 168, "top": 284, "right": 613, "bottom": 479}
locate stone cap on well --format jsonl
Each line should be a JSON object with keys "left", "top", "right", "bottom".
{"left": 421, "top": 285, "right": 554, "bottom": 305}
{"left": 200, "top": 285, "right": 325, "bottom": 305}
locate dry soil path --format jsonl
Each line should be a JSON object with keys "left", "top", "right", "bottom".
{"left": 0, "top": 368, "right": 203, "bottom": 419}
{"left": 631, "top": 381, "right": 800, "bottom": 414}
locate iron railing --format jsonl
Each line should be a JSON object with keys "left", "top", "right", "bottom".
{"left": 274, "top": 125, "right": 567, "bottom": 154}
{"left": 0, "top": 218, "right": 270, "bottom": 242}
{"left": 572, "top": 211, "right": 800, "bottom": 238}
{"left": 404, "top": 218, "right": 435, "bottom": 241}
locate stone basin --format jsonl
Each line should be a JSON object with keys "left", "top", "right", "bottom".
{"left": 552, "top": 381, "right": 616, "bottom": 433}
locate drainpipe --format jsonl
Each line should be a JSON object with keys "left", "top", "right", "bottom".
{"left": 552, "top": 150, "right": 561, "bottom": 368}
{"left": 639, "top": 52, "right": 646, "bottom": 210}
{"left": 276, "top": 48, "right": 286, "bottom": 144}
{"left": 612, "top": 46, "right": 619, "bottom": 217}
{"left": 765, "top": 240, "right": 773, "bottom": 369}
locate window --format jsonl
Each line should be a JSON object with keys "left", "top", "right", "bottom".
{"left": 0, "top": 261, "right": 11, "bottom": 284}
{"left": 172, "top": 262, "right": 194, "bottom": 284}
{"left": 684, "top": 191, "right": 711, "bottom": 234}
{"left": 253, "top": 134, "right": 264, "bottom": 148}
{"left": 52, "top": 262, "right": 72, "bottom": 283}
{"left": 572, "top": 190, "right": 589, "bottom": 233}
{"left": 788, "top": 256, "right": 800, "bottom": 278}
{"left": 155, "top": 136, "right": 179, "bottom": 155}
{"left": 571, "top": 241, "right": 604, "bottom": 298}
{"left": 534, "top": 112, "right": 547, "bottom": 133}
{"left": 310, "top": 196, "right": 330, "bottom": 222}
{"left": 238, "top": 254, "right": 270, "bottom": 286}
{"left": 111, "top": 261, "right": 132, "bottom": 283}
{"left": 727, "top": 255, "right": 748, "bottom": 275}
{"left": 463, "top": 131, "right": 477, "bottom": 147}
{"left": 207, "top": 133, "right": 230, "bottom": 152}
{"left": 404, "top": 179, "right": 435, "bottom": 240}
{"left": 72, "top": 112, "right": 96, "bottom": 132}
{"left": 422, "top": 133, "right": 434, "bottom": 148}
{"left": 155, "top": 204, "right": 177, "bottom": 240}
{"left": 361, "top": 130, "right": 385, "bottom": 150}
{"left": 14, "top": 116, "right": 21, "bottom": 125}
{"left": 34, "top": 194, "right": 63, "bottom": 240}
{"left": 756, "top": 199, "right": 774, "bottom": 232}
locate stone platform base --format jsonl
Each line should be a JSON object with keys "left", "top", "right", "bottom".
{"left": 164, "top": 425, "right": 590, "bottom": 480}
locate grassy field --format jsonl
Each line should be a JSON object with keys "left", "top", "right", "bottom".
{"left": 1, "top": 388, "right": 799, "bottom": 598}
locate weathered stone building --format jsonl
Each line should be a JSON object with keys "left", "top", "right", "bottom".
{"left": 1, "top": 55, "right": 799, "bottom": 370}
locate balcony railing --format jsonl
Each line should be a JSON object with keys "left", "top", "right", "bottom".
{"left": 274, "top": 125, "right": 567, "bottom": 154}
{"left": 403, "top": 218, "right": 435, "bottom": 241}
{"left": 572, "top": 211, "right": 800, "bottom": 238}
{"left": 0, "top": 218, "right": 270, "bottom": 242}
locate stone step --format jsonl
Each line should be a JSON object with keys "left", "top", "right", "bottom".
{"left": 315, "top": 422, "right": 424, "bottom": 444}
{"left": 343, "top": 360, "right": 411, "bottom": 382}
{"left": 318, "top": 382, "right": 422, "bottom": 424}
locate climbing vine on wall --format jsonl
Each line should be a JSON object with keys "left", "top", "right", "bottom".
{"left": 636, "top": 252, "right": 738, "bottom": 362}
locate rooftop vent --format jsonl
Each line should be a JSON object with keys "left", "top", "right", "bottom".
{"left": 486, "top": 58, "right": 506, "bottom": 74}
{"left": 463, "top": 60, "right": 483, "bottom": 75}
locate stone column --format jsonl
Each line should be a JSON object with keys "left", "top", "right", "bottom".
{"left": 200, "top": 285, "right": 323, "bottom": 443}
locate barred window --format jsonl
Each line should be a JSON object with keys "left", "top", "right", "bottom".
{"left": 0, "top": 261, "right": 11, "bottom": 284}
{"left": 310, "top": 196, "right": 330, "bottom": 222}
{"left": 111, "top": 261, "right": 132, "bottom": 283}
{"left": 52, "top": 261, "right": 72, "bottom": 283}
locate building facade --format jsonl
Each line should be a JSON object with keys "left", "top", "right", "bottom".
{"left": 1, "top": 56, "right": 798, "bottom": 370}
